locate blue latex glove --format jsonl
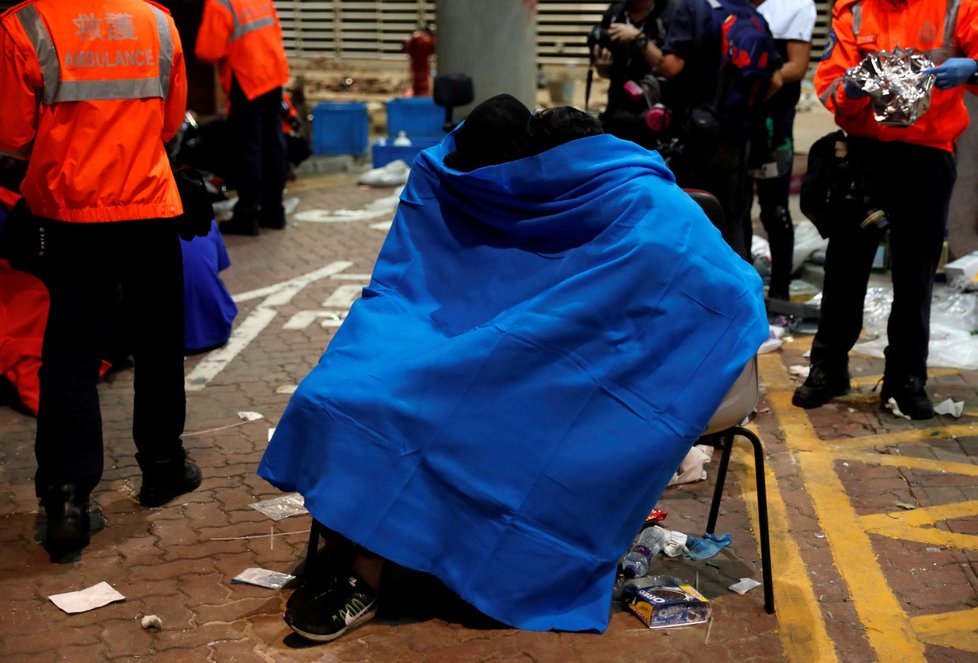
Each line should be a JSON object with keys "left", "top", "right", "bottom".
{"left": 922, "top": 58, "right": 978, "bottom": 90}
{"left": 842, "top": 68, "right": 870, "bottom": 99}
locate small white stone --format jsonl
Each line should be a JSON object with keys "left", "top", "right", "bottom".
{"left": 141, "top": 614, "right": 163, "bottom": 630}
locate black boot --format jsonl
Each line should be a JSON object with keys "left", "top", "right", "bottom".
{"left": 219, "top": 215, "right": 260, "bottom": 236}
{"left": 792, "top": 363, "right": 851, "bottom": 409}
{"left": 880, "top": 375, "right": 934, "bottom": 420}
{"left": 41, "top": 484, "right": 91, "bottom": 562}
{"left": 139, "top": 451, "right": 202, "bottom": 507}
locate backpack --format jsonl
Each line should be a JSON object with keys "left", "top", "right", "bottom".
{"left": 706, "top": 0, "right": 777, "bottom": 134}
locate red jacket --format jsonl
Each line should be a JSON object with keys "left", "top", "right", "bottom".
{"left": 815, "top": 0, "right": 978, "bottom": 152}
{"left": 195, "top": 0, "right": 289, "bottom": 101}
{"left": 0, "top": 0, "right": 187, "bottom": 222}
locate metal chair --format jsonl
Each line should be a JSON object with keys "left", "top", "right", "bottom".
{"left": 685, "top": 188, "right": 775, "bottom": 615}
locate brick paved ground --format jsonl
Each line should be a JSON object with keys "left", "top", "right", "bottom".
{"left": 1, "top": 166, "right": 975, "bottom": 662}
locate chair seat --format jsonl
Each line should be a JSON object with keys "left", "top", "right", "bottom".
{"left": 702, "top": 357, "right": 758, "bottom": 436}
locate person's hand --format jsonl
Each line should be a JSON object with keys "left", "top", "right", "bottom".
{"left": 842, "top": 67, "right": 870, "bottom": 99}
{"left": 608, "top": 22, "right": 641, "bottom": 43}
{"left": 921, "top": 58, "right": 978, "bottom": 89}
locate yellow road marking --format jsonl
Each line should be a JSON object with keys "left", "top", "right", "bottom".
{"left": 860, "top": 500, "right": 978, "bottom": 550}
{"left": 759, "top": 352, "right": 928, "bottom": 662}
{"left": 911, "top": 607, "right": 978, "bottom": 653}
{"left": 821, "top": 424, "right": 978, "bottom": 452}
{"left": 830, "top": 450, "right": 978, "bottom": 478}
{"left": 729, "top": 445, "right": 840, "bottom": 662}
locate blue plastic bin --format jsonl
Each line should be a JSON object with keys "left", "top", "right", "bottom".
{"left": 371, "top": 138, "right": 440, "bottom": 169}
{"left": 312, "top": 102, "right": 369, "bottom": 156}
{"left": 386, "top": 97, "right": 445, "bottom": 141}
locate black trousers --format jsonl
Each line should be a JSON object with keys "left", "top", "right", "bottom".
{"left": 755, "top": 167, "right": 794, "bottom": 297}
{"left": 671, "top": 134, "right": 753, "bottom": 261}
{"left": 228, "top": 79, "right": 288, "bottom": 223}
{"left": 34, "top": 218, "right": 186, "bottom": 497}
{"left": 810, "top": 140, "right": 955, "bottom": 381}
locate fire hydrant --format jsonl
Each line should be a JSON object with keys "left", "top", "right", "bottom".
{"left": 403, "top": 24, "right": 435, "bottom": 97}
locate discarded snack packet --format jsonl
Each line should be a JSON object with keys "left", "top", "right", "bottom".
{"left": 644, "top": 508, "right": 668, "bottom": 525}
{"left": 628, "top": 582, "right": 712, "bottom": 628}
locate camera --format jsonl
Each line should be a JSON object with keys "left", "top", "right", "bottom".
{"left": 828, "top": 139, "right": 889, "bottom": 232}
{"left": 587, "top": 25, "right": 613, "bottom": 52}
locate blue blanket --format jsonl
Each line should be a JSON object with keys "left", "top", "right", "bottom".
{"left": 258, "top": 133, "right": 767, "bottom": 632}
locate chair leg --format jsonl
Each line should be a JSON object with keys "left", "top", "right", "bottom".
{"left": 705, "top": 427, "right": 775, "bottom": 615}
{"left": 706, "top": 433, "right": 734, "bottom": 534}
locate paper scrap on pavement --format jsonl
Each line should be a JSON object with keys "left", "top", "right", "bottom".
{"left": 49, "top": 581, "right": 125, "bottom": 614}
{"left": 249, "top": 493, "right": 307, "bottom": 520}
{"left": 232, "top": 568, "right": 296, "bottom": 589}
{"left": 789, "top": 365, "right": 810, "bottom": 379}
{"left": 934, "top": 398, "right": 964, "bottom": 418}
{"left": 237, "top": 411, "right": 264, "bottom": 422}
{"left": 728, "top": 578, "right": 762, "bottom": 595}
{"left": 884, "top": 398, "right": 911, "bottom": 420}
{"left": 267, "top": 427, "right": 276, "bottom": 442}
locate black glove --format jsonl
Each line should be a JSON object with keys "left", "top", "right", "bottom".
{"left": 173, "top": 166, "right": 214, "bottom": 241}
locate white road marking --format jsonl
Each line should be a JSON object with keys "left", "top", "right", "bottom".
{"left": 186, "top": 261, "right": 353, "bottom": 390}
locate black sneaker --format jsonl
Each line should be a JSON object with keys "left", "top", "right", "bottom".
{"left": 285, "top": 573, "right": 379, "bottom": 642}
{"left": 880, "top": 375, "right": 934, "bottom": 420}
{"left": 792, "top": 363, "right": 851, "bottom": 409}
{"left": 139, "top": 458, "right": 202, "bottom": 507}
{"left": 219, "top": 216, "right": 260, "bottom": 236}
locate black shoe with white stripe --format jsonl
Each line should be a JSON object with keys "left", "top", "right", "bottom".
{"left": 285, "top": 573, "right": 379, "bottom": 642}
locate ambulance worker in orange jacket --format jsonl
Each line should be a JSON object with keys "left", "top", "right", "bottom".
{"left": 0, "top": 0, "right": 202, "bottom": 561}
{"left": 196, "top": 0, "right": 290, "bottom": 236}
{"left": 792, "top": 0, "right": 978, "bottom": 419}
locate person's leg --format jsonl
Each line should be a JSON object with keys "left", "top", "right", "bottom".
{"left": 793, "top": 175, "right": 883, "bottom": 408}
{"left": 757, "top": 172, "right": 794, "bottom": 300}
{"left": 222, "top": 78, "right": 262, "bottom": 235}
{"left": 120, "top": 219, "right": 199, "bottom": 505}
{"left": 257, "top": 87, "right": 288, "bottom": 229}
{"left": 35, "top": 221, "right": 112, "bottom": 558}
{"left": 878, "top": 143, "right": 954, "bottom": 418}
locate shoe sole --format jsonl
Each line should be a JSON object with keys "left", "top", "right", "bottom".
{"left": 285, "top": 605, "right": 377, "bottom": 643}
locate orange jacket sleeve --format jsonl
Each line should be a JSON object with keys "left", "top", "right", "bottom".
{"left": 0, "top": 11, "right": 40, "bottom": 159}
{"left": 813, "top": 0, "right": 875, "bottom": 132}
{"left": 163, "top": 12, "right": 188, "bottom": 142}
{"left": 195, "top": 0, "right": 232, "bottom": 63}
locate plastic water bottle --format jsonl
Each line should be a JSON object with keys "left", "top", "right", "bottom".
{"left": 621, "top": 526, "right": 667, "bottom": 579}
{"left": 393, "top": 130, "right": 412, "bottom": 147}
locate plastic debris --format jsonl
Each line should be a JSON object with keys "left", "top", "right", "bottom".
{"left": 232, "top": 568, "right": 296, "bottom": 589}
{"left": 249, "top": 493, "right": 307, "bottom": 520}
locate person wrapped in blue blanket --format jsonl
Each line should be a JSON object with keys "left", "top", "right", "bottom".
{"left": 258, "top": 94, "right": 768, "bottom": 642}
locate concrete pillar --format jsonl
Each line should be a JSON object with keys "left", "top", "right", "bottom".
{"left": 435, "top": 0, "right": 537, "bottom": 118}
{"left": 947, "top": 94, "right": 978, "bottom": 259}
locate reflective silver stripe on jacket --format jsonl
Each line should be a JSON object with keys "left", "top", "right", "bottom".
{"left": 15, "top": 5, "right": 60, "bottom": 104}
{"left": 820, "top": 77, "right": 842, "bottom": 106}
{"left": 15, "top": 4, "right": 174, "bottom": 104}
{"left": 216, "top": 0, "right": 275, "bottom": 43}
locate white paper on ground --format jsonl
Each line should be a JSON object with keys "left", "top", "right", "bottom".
{"left": 267, "top": 427, "right": 276, "bottom": 442}
{"left": 934, "top": 398, "right": 964, "bottom": 418}
{"left": 249, "top": 493, "right": 307, "bottom": 520}
{"left": 789, "top": 365, "right": 810, "bottom": 379}
{"left": 49, "top": 581, "right": 125, "bottom": 614}
{"left": 237, "top": 411, "right": 264, "bottom": 422}
{"left": 232, "top": 568, "right": 296, "bottom": 589}
{"left": 728, "top": 578, "right": 761, "bottom": 595}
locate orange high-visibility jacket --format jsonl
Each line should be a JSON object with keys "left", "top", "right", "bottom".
{"left": 0, "top": 0, "right": 187, "bottom": 223}
{"left": 195, "top": 0, "right": 288, "bottom": 101}
{"left": 815, "top": 0, "right": 978, "bottom": 152}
